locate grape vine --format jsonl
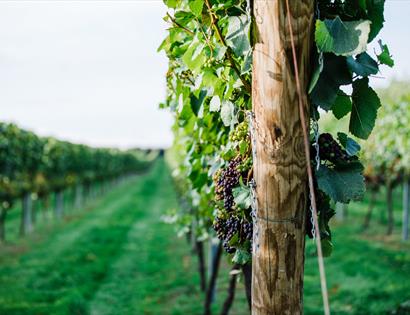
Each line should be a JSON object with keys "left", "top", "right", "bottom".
{"left": 160, "top": 0, "right": 392, "bottom": 263}
{"left": 0, "top": 122, "right": 151, "bottom": 241}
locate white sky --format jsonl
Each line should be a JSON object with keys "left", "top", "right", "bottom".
{"left": 0, "top": 1, "right": 409, "bottom": 149}
{"left": 0, "top": 0, "right": 171, "bottom": 149}
{"left": 369, "top": 0, "right": 410, "bottom": 87}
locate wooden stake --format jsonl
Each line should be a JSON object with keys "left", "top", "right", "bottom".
{"left": 20, "top": 192, "right": 33, "bottom": 236}
{"left": 0, "top": 207, "right": 7, "bottom": 242}
{"left": 55, "top": 190, "right": 64, "bottom": 220}
{"left": 403, "top": 179, "right": 409, "bottom": 241}
{"left": 251, "top": 1, "right": 314, "bottom": 314}
{"left": 386, "top": 182, "right": 394, "bottom": 235}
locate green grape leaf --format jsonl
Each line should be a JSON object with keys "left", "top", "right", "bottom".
{"left": 232, "top": 248, "right": 251, "bottom": 265}
{"left": 321, "top": 239, "right": 333, "bottom": 258}
{"left": 174, "top": 10, "right": 195, "bottom": 27}
{"left": 202, "top": 69, "right": 222, "bottom": 94}
{"left": 332, "top": 90, "right": 352, "bottom": 119}
{"left": 208, "top": 157, "right": 223, "bottom": 177}
{"left": 343, "top": 0, "right": 366, "bottom": 17}
{"left": 349, "top": 78, "right": 381, "bottom": 139}
{"left": 190, "top": 171, "right": 208, "bottom": 190}
{"left": 221, "top": 101, "right": 236, "bottom": 127}
{"left": 182, "top": 39, "right": 206, "bottom": 74}
{"left": 337, "top": 132, "right": 349, "bottom": 148}
{"left": 241, "top": 50, "right": 252, "bottom": 74}
{"left": 315, "top": 17, "right": 371, "bottom": 56}
{"left": 347, "top": 52, "right": 379, "bottom": 77}
{"left": 209, "top": 95, "right": 221, "bottom": 112}
{"left": 359, "top": 0, "right": 367, "bottom": 10}
{"left": 346, "top": 138, "right": 361, "bottom": 156}
{"left": 310, "top": 80, "right": 338, "bottom": 110}
{"left": 318, "top": 205, "right": 335, "bottom": 240}
{"left": 188, "top": 0, "right": 204, "bottom": 17}
{"left": 226, "top": 15, "right": 251, "bottom": 57}
{"left": 334, "top": 160, "right": 364, "bottom": 173}
{"left": 239, "top": 140, "right": 248, "bottom": 155}
{"left": 178, "top": 102, "right": 194, "bottom": 126}
{"left": 366, "top": 0, "right": 385, "bottom": 41}
{"left": 337, "top": 132, "right": 361, "bottom": 156}
{"left": 157, "top": 37, "right": 168, "bottom": 53}
{"left": 190, "top": 89, "right": 207, "bottom": 116}
{"left": 315, "top": 20, "right": 333, "bottom": 52}
{"left": 214, "top": 45, "right": 227, "bottom": 61}
{"left": 377, "top": 40, "right": 394, "bottom": 67}
{"left": 308, "top": 53, "right": 324, "bottom": 94}
{"left": 221, "top": 147, "right": 236, "bottom": 161}
{"left": 316, "top": 164, "right": 365, "bottom": 203}
{"left": 232, "top": 185, "right": 252, "bottom": 210}
{"left": 310, "top": 54, "right": 352, "bottom": 110}
{"left": 164, "top": 0, "right": 180, "bottom": 9}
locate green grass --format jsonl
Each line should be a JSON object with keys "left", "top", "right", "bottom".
{"left": 304, "top": 223, "right": 410, "bottom": 315}
{"left": 0, "top": 160, "right": 409, "bottom": 315}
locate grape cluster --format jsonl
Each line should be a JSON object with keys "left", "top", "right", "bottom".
{"left": 237, "top": 156, "right": 252, "bottom": 173}
{"left": 318, "top": 133, "right": 348, "bottom": 163}
{"left": 213, "top": 153, "right": 253, "bottom": 255}
{"left": 213, "top": 216, "right": 253, "bottom": 254}
{"left": 214, "top": 158, "right": 241, "bottom": 212}
{"left": 213, "top": 217, "right": 235, "bottom": 253}
{"left": 312, "top": 133, "right": 356, "bottom": 166}
{"left": 242, "top": 221, "right": 253, "bottom": 241}
{"left": 213, "top": 169, "right": 224, "bottom": 201}
{"left": 229, "top": 121, "right": 249, "bottom": 142}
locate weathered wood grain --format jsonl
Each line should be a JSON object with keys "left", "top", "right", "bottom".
{"left": 251, "top": 1, "right": 314, "bottom": 314}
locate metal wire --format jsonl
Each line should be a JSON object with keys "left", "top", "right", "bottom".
{"left": 247, "top": 111, "right": 260, "bottom": 255}
{"left": 311, "top": 117, "right": 320, "bottom": 240}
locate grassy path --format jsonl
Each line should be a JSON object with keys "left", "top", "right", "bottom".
{"left": 0, "top": 160, "right": 409, "bottom": 315}
{"left": 88, "top": 161, "right": 202, "bottom": 315}
{"left": 0, "top": 161, "right": 204, "bottom": 315}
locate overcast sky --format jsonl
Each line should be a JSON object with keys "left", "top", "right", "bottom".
{"left": 0, "top": 1, "right": 409, "bottom": 149}
{"left": 0, "top": 0, "right": 171, "bottom": 149}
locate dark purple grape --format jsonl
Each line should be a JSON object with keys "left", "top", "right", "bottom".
{"left": 311, "top": 133, "right": 356, "bottom": 167}
{"left": 214, "top": 158, "right": 241, "bottom": 212}
{"left": 213, "top": 156, "right": 253, "bottom": 255}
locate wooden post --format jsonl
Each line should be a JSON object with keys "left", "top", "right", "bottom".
{"left": 42, "top": 195, "right": 50, "bottom": 221}
{"left": 251, "top": 1, "right": 313, "bottom": 314}
{"left": 204, "top": 240, "right": 222, "bottom": 315}
{"left": 220, "top": 264, "right": 241, "bottom": 315}
{"left": 386, "top": 182, "right": 394, "bottom": 235}
{"left": 241, "top": 263, "right": 252, "bottom": 310}
{"left": 335, "top": 203, "right": 344, "bottom": 221}
{"left": 55, "top": 191, "right": 64, "bottom": 219}
{"left": 20, "top": 192, "right": 33, "bottom": 236}
{"left": 403, "top": 179, "right": 409, "bottom": 241}
{"left": 195, "top": 240, "right": 207, "bottom": 292}
{"left": 207, "top": 239, "right": 222, "bottom": 300}
{"left": 0, "top": 207, "right": 7, "bottom": 242}
{"left": 363, "top": 189, "right": 376, "bottom": 230}
{"left": 75, "top": 184, "right": 83, "bottom": 209}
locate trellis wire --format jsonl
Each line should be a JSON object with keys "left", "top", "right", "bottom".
{"left": 311, "top": 116, "right": 320, "bottom": 240}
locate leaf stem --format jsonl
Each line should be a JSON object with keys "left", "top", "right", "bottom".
{"left": 204, "top": 0, "right": 251, "bottom": 94}
{"left": 166, "top": 12, "right": 195, "bottom": 36}
{"left": 195, "top": 17, "right": 214, "bottom": 55}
